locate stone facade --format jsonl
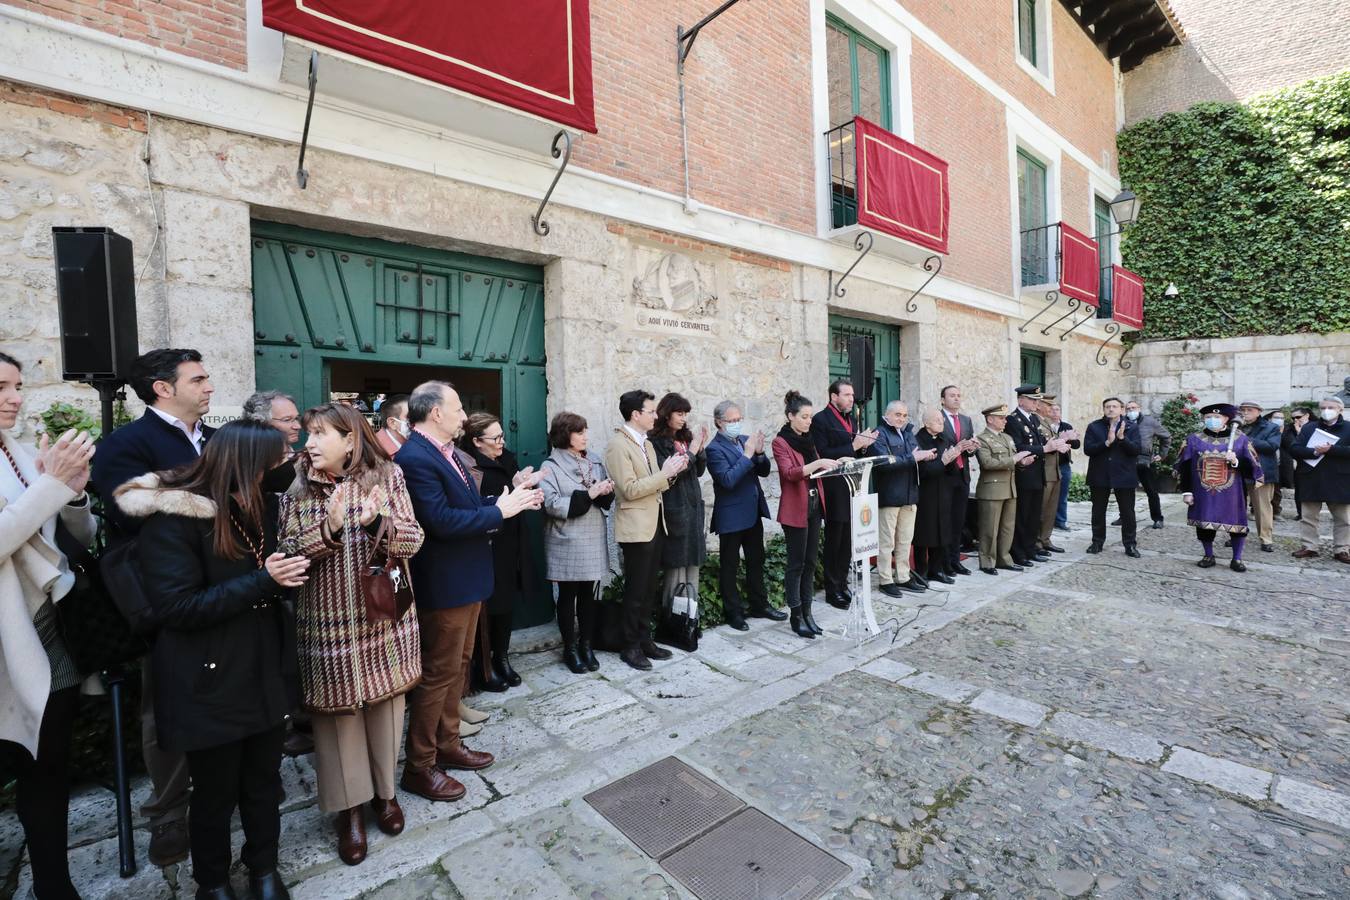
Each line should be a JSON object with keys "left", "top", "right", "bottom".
{"left": 1124, "top": 333, "right": 1350, "bottom": 414}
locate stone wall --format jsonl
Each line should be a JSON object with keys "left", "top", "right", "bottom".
{"left": 1125, "top": 333, "right": 1350, "bottom": 414}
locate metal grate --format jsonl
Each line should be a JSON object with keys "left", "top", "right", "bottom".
{"left": 662, "top": 808, "right": 851, "bottom": 900}
{"left": 584, "top": 757, "right": 745, "bottom": 859}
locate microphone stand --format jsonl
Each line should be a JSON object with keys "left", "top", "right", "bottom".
{"left": 811, "top": 455, "right": 895, "bottom": 643}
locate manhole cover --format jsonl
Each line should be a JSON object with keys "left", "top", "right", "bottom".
{"left": 662, "top": 808, "right": 851, "bottom": 900}
{"left": 584, "top": 756, "right": 745, "bottom": 859}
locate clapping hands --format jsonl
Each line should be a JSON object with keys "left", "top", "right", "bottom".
{"left": 513, "top": 466, "right": 544, "bottom": 489}
{"left": 35, "top": 428, "right": 95, "bottom": 494}
{"left": 587, "top": 478, "right": 615, "bottom": 499}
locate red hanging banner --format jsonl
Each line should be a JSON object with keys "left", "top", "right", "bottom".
{"left": 263, "top": 0, "right": 597, "bottom": 133}
{"left": 1111, "top": 265, "right": 1145, "bottom": 329}
{"left": 853, "top": 117, "right": 950, "bottom": 254}
{"left": 1057, "top": 222, "right": 1100, "bottom": 306}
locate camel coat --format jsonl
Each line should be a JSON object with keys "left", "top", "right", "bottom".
{"left": 604, "top": 428, "right": 671, "bottom": 544}
{"left": 0, "top": 436, "right": 96, "bottom": 756}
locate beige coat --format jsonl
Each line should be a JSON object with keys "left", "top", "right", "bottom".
{"left": 1039, "top": 418, "right": 1061, "bottom": 484}
{"left": 0, "top": 437, "right": 96, "bottom": 755}
{"left": 604, "top": 428, "right": 670, "bottom": 543}
{"left": 975, "top": 429, "right": 1019, "bottom": 501}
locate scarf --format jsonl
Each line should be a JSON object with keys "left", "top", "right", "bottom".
{"left": 777, "top": 423, "right": 818, "bottom": 460}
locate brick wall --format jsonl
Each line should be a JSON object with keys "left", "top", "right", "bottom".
{"left": 1124, "top": 0, "right": 1350, "bottom": 125}
{"left": 2, "top": 0, "right": 247, "bottom": 70}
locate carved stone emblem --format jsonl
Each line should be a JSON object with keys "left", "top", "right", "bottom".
{"left": 632, "top": 252, "right": 718, "bottom": 318}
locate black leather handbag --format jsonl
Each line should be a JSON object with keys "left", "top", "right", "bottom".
{"left": 53, "top": 521, "right": 147, "bottom": 674}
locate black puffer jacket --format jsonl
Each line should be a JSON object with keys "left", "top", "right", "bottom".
{"left": 116, "top": 474, "right": 297, "bottom": 754}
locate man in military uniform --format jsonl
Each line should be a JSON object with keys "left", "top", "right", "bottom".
{"left": 1036, "top": 394, "right": 1075, "bottom": 554}
{"left": 1006, "top": 385, "right": 1050, "bottom": 565}
{"left": 975, "top": 403, "right": 1030, "bottom": 574}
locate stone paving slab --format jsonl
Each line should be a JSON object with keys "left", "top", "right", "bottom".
{"left": 1273, "top": 779, "right": 1350, "bottom": 832}
{"left": 969, "top": 689, "right": 1049, "bottom": 728}
{"left": 1162, "top": 747, "right": 1274, "bottom": 801}
{"left": 889, "top": 595, "right": 1350, "bottom": 788}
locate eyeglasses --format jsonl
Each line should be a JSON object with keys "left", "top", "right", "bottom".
{"left": 272, "top": 416, "right": 300, "bottom": 425}
{"left": 480, "top": 434, "right": 506, "bottom": 443}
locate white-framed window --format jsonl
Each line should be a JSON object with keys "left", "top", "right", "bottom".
{"left": 1006, "top": 111, "right": 1062, "bottom": 293}
{"left": 1013, "top": 0, "right": 1054, "bottom": 92}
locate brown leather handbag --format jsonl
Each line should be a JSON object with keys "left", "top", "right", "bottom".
{"left": 360, "top": 516, "right": 415, "bottom": 623}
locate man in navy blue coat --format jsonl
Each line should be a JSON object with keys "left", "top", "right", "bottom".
{"left": 811, "top": 378, "right": 877, "bottom": 608}
{"left": 395, "top": 380, "right": 541, "bottom": 803}
{"left": 1084, "top": 397, "right": 1142, "bottom": 557}
{"left": 705, "top": 400, "right": 781, "bottom": 630}
{"left": 88, "top": 347, "right": 214, "bottom": 867}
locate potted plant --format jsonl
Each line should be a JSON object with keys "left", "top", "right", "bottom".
{"left": 1151, "top": 392, "right": 1199, "bottom": 492}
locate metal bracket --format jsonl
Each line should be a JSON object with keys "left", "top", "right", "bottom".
{"left": 1095, "top": 321, "right": 1121, "bottom": 366}
{"left": 296, "top": 51, "right": 318, "bottom": 189}
{"left": 906, "top": 254, "right": 943, "bottom": 313}
{"left": 1058, "top": 304, "right": 1097, "bottom": 340}
{"left": 1018, "top": 290, "right": 1059, "bottom": 333}
{"left": 531, "top": 130, "right": 572, "bottom": 237}
{"left": 829, "top": 231, "right": 874, "bottom": 298}
{"left": 1041, "top": 296, "right": 1084, "bottom": 335}
{"left": 1118, "top": 338, "right": 1137, "bottom": 370}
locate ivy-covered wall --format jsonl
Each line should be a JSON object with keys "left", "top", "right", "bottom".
{"left": 1117, "top": 70, "right": 1350, "bottom": 340}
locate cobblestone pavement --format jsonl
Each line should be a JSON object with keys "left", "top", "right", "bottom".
{"left": 5, "top": 496, "right": 1348, "bottom": 898}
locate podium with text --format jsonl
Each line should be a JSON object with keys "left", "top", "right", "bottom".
{"left": 812, "top": 455, "right": 894, "bottom": 643}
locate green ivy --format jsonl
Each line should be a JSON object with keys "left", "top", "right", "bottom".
{"left": 1066, "top": 472, "right": 1091, "bottom": 503}
{"left": 1117, "top": 70, "right": 1350, "bottom": 340}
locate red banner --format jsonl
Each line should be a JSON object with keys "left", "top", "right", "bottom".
{"left": 1111, "top": 265, "right": 1145, "bottom": 329}
{"left": 1058, "top": 222, "right": 1099, "bottom": 305}
{"left": 263, "top": 1, "right": 596, "bottom": 132}
{"left": 854, "top": 117, "right": 950, "bottom": 254}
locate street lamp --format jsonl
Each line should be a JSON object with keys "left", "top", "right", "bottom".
{"left": 1109, "top": 189, "right": 1141, "bottom": 228}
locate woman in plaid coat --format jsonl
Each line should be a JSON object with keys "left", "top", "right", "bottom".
{"left": 278, "top": 403, "right": 424, "bottom": 866}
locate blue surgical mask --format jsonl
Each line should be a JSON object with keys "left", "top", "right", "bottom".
{"left": 1271, "top": 417, "right": 1284, "bottom": 427}
{"left": 1204, "top": 417, "right": 1225, "bottom": 431}
{"left": 723, "top": 421, "right": 743, "bottom": 438}
{"left": 1125, "top": 410, "right": 1140, "bottom": 421}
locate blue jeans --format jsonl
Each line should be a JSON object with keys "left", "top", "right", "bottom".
{"left": 1056, "top": 462, "right": 1072, "bottom": 527}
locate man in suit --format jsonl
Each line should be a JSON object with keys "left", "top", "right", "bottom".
{"left": 975, "top": 403, "right": 1029, "bottom": 575}
{"left": 872, "top": 401, "right": 932, "bottom": 596}
{"left": 1122, "top": 400, "right": 1172, "bottom": 529}
{"left": 1035, "top": 395, "right": 1077, "bottom": 554}
{"left": 605, "top": 389, "right": 688, "bottom": 670}
{"left": 1084, "top": 396, "right": 1142, "bottom": 557}
{"left": 938, "top": 385, "right": 979, "bottom": 574}
{"left": 89, "top": 348, "right": 215, "bottom": 867}
{"left": 396, "top": 381, "right": 541, "bottom": 802}
{"left": 1050, "top": 402, "right": 1076, "bottom": 530}
{"left": 1006, "top": 385, "right": 1052, "bottom": 566}
{"left": 811, "top": 378, "right": 877, "bottom": 609}
{"left": 705, "top": 400, "right": 782, "bottom": 630}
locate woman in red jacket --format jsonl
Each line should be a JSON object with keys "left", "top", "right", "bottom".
{"left": 772, "top": 391, "right": 839, "bottom": 638}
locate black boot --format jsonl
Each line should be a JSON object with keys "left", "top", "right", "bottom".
{"left": 577, "top": 593, "right": 600, "bottom": 672}
{"left": 557, "top": 604, "right": 587, "bottom": 674}
{"left": 489, "top": 613, "right": 521, "bottom": 687}
{"left": 197, "top": 886, "right": 238, "bottom": 900}
{"left": 789, "top": 606, "right": 816, "bottom": 639}
{"left": 249, "top": 870, "right": 290, "bottom": 900}
{"left": 801, "top": 598, "right": 822, "bottom": 635}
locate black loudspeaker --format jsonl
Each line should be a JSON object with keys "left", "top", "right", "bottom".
{"left": 847, "top": 335, "right": 875, "bottom": 406}
{"left": 52, "top": 227, "right": 139, "bottom": 382}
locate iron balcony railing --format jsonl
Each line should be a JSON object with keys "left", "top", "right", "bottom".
{"left": 826, "top": 119, "right": 858, "bottom": 229}
{"left": 1019, "top": 222, "right": 1059, "bottom": 287}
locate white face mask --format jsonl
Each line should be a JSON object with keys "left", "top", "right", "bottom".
{"left": 1271, "top": 417, "right": 1284, "bottom": 427}
{"left": 1322, "top": 408, "right": 1342, "bottom": 423}
{"left": 1125, "top": 410, "right": 1140, "bottom": 421}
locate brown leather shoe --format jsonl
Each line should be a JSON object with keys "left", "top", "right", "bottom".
{"left": 399, "top": 765, "right": 466, "bottom": 802}
{"left": 1335, "top": 551, "right": 1350, "bottom": 564}
{"left": 1292, "top": 548, "right": 1320, "bottom": 559}
{"left": 436, "top": 743, "right": 495, "bottom": 771}
{"left": 371, "top": 797, "right": 404, "bottom": 836}
{"left": 336, "top": 805, "right": 367, "bottom": 866}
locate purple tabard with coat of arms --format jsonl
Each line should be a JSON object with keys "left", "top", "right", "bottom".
{"left": 1176, "top": 430, "right": 1263, "bottom": 534}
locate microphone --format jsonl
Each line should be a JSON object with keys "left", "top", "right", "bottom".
{"left": 810, "top": 455, "right": 895, "bottom": 479}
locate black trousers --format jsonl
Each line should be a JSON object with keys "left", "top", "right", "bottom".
{"left": 1013, "top": 486, "right": 1044, "bottom": 561}
{"left": 620, "top": 525, "right": 666, "bottom": 650}
{"left": 184, "top": 725, "right": 286, "bottom": 890}
{"left": 782, "top": 517, "right": 821, "bottom": 609}
{"left": 1136, "top": 464, "right": 1163, "bottom": 522}
{"left": 0, "top": 686, "right": 79, "bottom": 900}
{"left": 948, "top": 478, "right": 971, "bottom": 563}
{"left": 1092, "top": 487, "right": 1137, "bottom": 547}
{"left": 718, "top": 520, "right": 767, "bottom": 621}
{"left": 556, "top": 581, "right": 598, "bottom": 647}
{"left": 822, "top": 519, "right": 851, "bottom": 598}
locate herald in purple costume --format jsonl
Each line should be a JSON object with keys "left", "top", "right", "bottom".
{"left": 1175, "top": 429, "right": 1263, "bottom": 534}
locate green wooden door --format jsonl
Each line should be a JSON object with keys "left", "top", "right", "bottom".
{"left": 250, "top": 221, "right": 554, "bottom": 626}
{"left": 1020, "top": 348, "right": 1046, "bottom": 390}
{"left": 827, "top": 314, "right": 901, "bottom": 431}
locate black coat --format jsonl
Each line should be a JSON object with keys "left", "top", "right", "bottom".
{"left": 92, "top": 410, "right": 217, "bottom": 541}
{"left": 650, "top": 435, "right": 708, "bottom": 567}
{"left": 913, "top": 429, "right": 958, "bottom": 547}
{"left": 1083, "top": 417, "right": 1142, "bottom": 488}
{"left": 1005, "top": 408, "right": 1046, "bottom": 490}
{"left": 1050, "top": 421, "right": 1080, "bottom": 466}
{"left": 118, "top": 477, "right": 296, "bottom": 754}
{"left": 1279, "top": 424, "right": 1298, "bottom": 489}
{"left": 871, "top": 422, "right": 920, "bottom": 508}
{"left": 812, "top": 405, "right": 872, "bottom": 523}
{"left": 1289, "top": 416, "right": 1350, "bottom": 504}
{"left": 466, "top": 447, "right": 532, "bottom": 616}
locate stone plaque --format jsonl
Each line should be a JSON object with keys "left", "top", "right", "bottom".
{"left": 1232, "top": 350, "right": 1292, "bottom": 409}
{"left": 631, "top": 249, "right": 719, "bottom": 336}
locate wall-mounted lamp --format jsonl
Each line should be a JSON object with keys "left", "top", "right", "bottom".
{"left": 1164, "top": 282, "right": 1179, "bottom": 297}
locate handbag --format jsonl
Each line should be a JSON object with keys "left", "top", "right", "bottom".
{"left": 53, "top": 521, "right": 148, "bottom": 673}
{"left": 99, "top": 538, "right": 159, "bottom": 636}
{"left": 359, "top": 515, "right": 415, "bottom": 623}
{"left": 654, "top": 581, "right": 701, "bottom": 652}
